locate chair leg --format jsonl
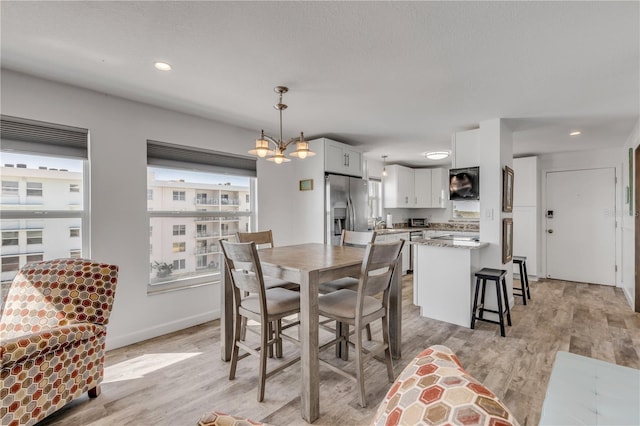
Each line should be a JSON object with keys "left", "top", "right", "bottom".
{"left": 502, "top": 277, "right": 512, "bottom": 326}
{"left": 229, "top": 313, "right": 242, "bottom": 380}
{"left": 495, "top": 280, "right": 506, "bottom": 337}
{"left": 354, "top": 324, "right": 367, "bottom": 408}
{"left": 381, "top": 316, "right": 394, "bottom": 383}
{"left": 267, "top": 322, "right": 274, "bottom": 358}
{"left": 240, "top": 316, "right": 247, "bottom": 341}
{"left": 471, "top": 276, "right": 481, "bottom": 329}
{"left": 88, "top": 386, "right": 101, "bottom": 398}
{"left": 523, "top": 261, "right": 531, "bottom": 299}
{"left": 258, "top": 319, "right": 269, "bottom": 402}
{"left": 518, "top": 262, "right": 527, "bottom": 305}
{"left": 366, "top": 324, "right": 372, "bottom": 341}
{"left": 275, "top": 319, "right": 283, "bottom": 359}
{"left": 479, "top": 279, "right": 487, "bottom": 319}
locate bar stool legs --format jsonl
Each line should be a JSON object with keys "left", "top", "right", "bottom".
{"left": 471, "top": 268, "right": 511, "bottom": 337}
{"left": 513, "top": 256, "right": 530, "bottom": 305}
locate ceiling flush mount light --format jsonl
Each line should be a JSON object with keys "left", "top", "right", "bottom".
{"left": 154, "top": 61, "right": 172, "bottom": 71}
{"left": 382, "top": 155, "right": 388, "bottom": 177}
{"left": 424, "top": 151, "right": 450, "bottom": 160}
{"left": 248, "top": 86, "right": 314, "bottom": 164}
{"left": 569, "top": 131, "right": 582, "bottom": 136}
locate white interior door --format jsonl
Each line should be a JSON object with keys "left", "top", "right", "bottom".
{"left": 546, "top": 168, "right": 616, "bottom": 285}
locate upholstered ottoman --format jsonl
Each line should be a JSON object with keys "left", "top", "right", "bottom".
{"left": 540, "top": 351, "right": 640, "bottom": 425}
{"left": 371, "top": 345, "right": 519, "bottom": 426}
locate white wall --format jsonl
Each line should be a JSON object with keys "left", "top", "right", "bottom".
{"left": 538, "top": 147, "right": 625, "bottom": 289}
{"left": 1, "top": 70, "right": 258, "bottom": 349}
{"left": 621, "top": 120, "right": 639, "bottom": 309}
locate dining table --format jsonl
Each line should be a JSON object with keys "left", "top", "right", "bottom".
{"left": 220, "top": 242, "right": 402, "bottom": 423}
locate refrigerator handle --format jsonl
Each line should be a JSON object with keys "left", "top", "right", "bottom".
{"left": 346, "top": 198, "right": 351, "bottom": 231}
{"left": 351, "top": 197, "right": 357, "bottom": 230}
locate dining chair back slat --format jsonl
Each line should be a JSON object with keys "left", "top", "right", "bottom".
{"left": 341, "top": 230, "right": 377, "bottom": 247}
{"left": 237, "top": 230, "right": 274, "bottom": 249}
{"left": 219, "top": 240, "right": 265, "bottom": 297}
{"left": 359, "top": 241, "right": 404, "bottom": 297}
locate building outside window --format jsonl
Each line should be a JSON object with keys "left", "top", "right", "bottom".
{"left": 147, "top": 140, "right": 256, "bottom": 292}
{"left": 69, "top": 250, "right": 81, "bottom": 259}
{"left": 368, "top": 179, "right": 382, "bottom": 222}
{"left": 147, "top": 189, "right": 153, "bottom": 200}
{"left": 26, "top": 182, "right": 43, "bottom": 197}
{"left": 1, "top": 181, "right": 18, "bottom": 196}
{"left": 0, "top": 116, "right": 88, "bottom": 288}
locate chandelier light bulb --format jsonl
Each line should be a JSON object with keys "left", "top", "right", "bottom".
{"left": 297, "top": 150, "right": 308, "bottom": 159}
{"left": 256, "top": 148, "right": 268, "bottom": 158}
{"left": 274, "top": 155, "right": 284, "bottom": 164}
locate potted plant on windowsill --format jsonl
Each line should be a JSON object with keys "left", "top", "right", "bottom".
{"left": 152, "top": 261, "right": 174, "bottom": 278}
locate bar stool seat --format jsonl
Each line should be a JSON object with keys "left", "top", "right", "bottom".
{"left": 513, "top": 256, "right": 531, "bottom": 305}
{"left": 471, "top": 268, "right": 512, "bottom": 337}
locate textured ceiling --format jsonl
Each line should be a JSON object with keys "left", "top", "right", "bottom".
{"left": 1, "top": 1, "right": 638, "bottom": 166}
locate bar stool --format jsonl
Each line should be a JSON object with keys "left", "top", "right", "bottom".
{"left": 513, "top": 256, "right": 531, "bottom": 305}
{"left": 471, "top": 268, "right": 512, "bottom": 337}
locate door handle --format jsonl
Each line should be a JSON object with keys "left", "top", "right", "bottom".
{"left": 547, "top": 229, "right": 554, "bottom": 234}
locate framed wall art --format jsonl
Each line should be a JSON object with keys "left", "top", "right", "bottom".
{"left": 503, "top": 165, "right": 514, "bottom": 212}
{"left": 502, "top": 218, "right": 513, "bottom": 264}
{"left": 299, "top": 179, "right": 314, "bottom": 191}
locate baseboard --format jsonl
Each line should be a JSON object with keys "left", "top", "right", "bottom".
{"left": 105, "top": 310, "right": 220, "bottom": 351}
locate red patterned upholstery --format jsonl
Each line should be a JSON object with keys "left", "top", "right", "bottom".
{"left": 371, "top": 345, "right": 519, "bottom": 426}
{"left": 197, "top": 411, "right": 272, "bottom": 426}
{"left": 0, "top": 258, "right": 118, "bottom": 426}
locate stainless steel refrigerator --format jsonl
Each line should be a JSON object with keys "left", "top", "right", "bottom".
{"left": 325, "top": 174, "right": 369, "bottom": 245}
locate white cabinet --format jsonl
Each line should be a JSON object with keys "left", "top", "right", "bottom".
{"left": 414, "top": 169, "right": 432, "bottom": 208}
{"left": 376, "top": 232, "right": 410, "bottom": 274}
{"left": 383, "top": 165, "right": 415, "bottom": 208}
{"left": 430, "top": 168, "right": 448, "bottom": 208}
{"left": 324, "top": 139, "right": 363, "bottom": 177}
{"left": 385, "top": 166, "right": 447, "bottom": 209}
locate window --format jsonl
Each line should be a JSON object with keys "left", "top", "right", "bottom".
{"left": 368, "top": 179, "right": 382, "bottom": 221}
{"left": 69, "top": 250, "right": 81, "bottom": 259}
{"left": 245, "top": 194, "right": 250, "bottom": 203}
{"left": 147, "top": 139, "right": 256, "bottom": 291}
{"left": 26, "top": 230, "right": 43, "bottom": 245}
{"left": 27, "top": 254, "right": 43, "bottom": 263}
{"left": 147, "top": 189, "right": 153, "bottom": 200}
{"left": 1, "top": 256, "right": 20, "bottom": 273}
{"left": 2, "top": 231, "right": 18, "bottom": 246}
{"left": 26, "top": 182, "right": 43, "bottom": 197}
{"left": 2, "top": 181, "right": 18, "bottom": 196}
{"left": 1, "top": 115, "right": 88, "bottom": 284}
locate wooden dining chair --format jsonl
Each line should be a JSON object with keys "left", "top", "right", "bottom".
{"left": 220, "top": 240, "right": 301, "bottom": 402}
{"left": 236, "top": 230, "right": 298, "bottom": 291}
{"left": 319, "top": 230, "right": 377, "bottom": 342}
{"left": 317, "top": 239, "right": 404, "bottom": 408}
{"left": 318, "top": 230, "right": 377, "bottom": 294}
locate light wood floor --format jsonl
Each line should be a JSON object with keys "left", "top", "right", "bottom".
{"left": 38, "top": 277, "right": 640, "bottom": 426}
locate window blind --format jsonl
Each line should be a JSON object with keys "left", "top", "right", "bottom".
{"left": 1, "top": 115, "right": 88, "bottom": 159}
{"left": 147, "top": 140, "right": 257, "bottom": 177}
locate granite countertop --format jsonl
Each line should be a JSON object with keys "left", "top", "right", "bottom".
{"left": 413, "top": 237, "right": 489, "bottom": 250}
{"left": 374, "top": 227, "right": 427, "bottom": 235}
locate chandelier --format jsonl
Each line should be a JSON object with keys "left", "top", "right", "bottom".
{"left": 248, "top": 86, "right": 314, "bottom": 164}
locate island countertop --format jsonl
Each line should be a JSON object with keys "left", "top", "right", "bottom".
{"left": 413, "top": 238, "right": 489, "bottom": 250}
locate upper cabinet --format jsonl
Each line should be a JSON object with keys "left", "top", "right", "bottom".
{"left": 384, "top": 165, "right": 416, "bottom": 208}
{"left": 324, "top": 139, "right": 363, "bottom": 177}
{"left": 384, "top": 165, "right": 447, "bottom": 209}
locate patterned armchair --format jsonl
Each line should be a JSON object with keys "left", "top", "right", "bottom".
{"left": 0, "top": 258, "right": 118, "bottom": 426}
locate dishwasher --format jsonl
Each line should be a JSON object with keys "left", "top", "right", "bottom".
{"left": 407, "top": 218, "right": 427, "bottom": 273}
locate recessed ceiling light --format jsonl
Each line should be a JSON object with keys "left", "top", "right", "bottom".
{"left": 154, "top": 62, "right": 172, "bottom": 71}
{"left": 569, "top": 131, "right": 581, "bottom": 136}
{"left": 424, "top": 151, "right": 450, "bottom": 160}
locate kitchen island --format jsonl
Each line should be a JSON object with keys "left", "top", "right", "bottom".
{"left": 413, "top": 236, "right": 489, "bottom": 327}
